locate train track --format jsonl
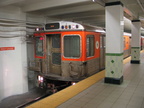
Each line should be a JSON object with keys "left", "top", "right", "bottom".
{"left": 16, "top": 93, "right": 50, "bottom": 108}
{"left": 16, "top": 83, "right": 71, "bottom": 108}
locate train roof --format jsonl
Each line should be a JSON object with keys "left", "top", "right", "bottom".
{"left": 35, "top": 21, "right": 141, "bottom": 37}
{"left": 44, "top": 21, "right": 104, "bottom": 32}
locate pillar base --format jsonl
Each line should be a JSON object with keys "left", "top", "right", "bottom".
{"left": 131, "top": 60, "right": 140, "bottom": 64}
{"left": 104, "top": 76, "right": 123, "bottom": 85}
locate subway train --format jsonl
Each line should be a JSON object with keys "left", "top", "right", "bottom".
{"left": 29, "top": 21, "right": 144, "bottom": 87}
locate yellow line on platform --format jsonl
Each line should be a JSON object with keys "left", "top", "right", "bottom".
{"left": 27, "top": 50, "right": 144, "bottom": 108}
{"left": 27, "top": 70, "right": 105, "bottom": 108}
{"left": 123, "top": 56, "right": 131, "bottom": 64}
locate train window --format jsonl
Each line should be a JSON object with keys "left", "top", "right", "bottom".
{"left": 52, "top": 34, "right": 61, "bottom": 48}
{"left": 87, "top": 35, "right": 94, "bottom": 57}
{"left": 52, "top": 53, "right": 61, "bottom": 65}
{"left": 35, "top": 36, "right": 44, "bottom": 57}
{"left": 64, "top": 35, "right": 80, "bottom": 58}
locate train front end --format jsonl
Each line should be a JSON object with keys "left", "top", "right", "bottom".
{"left": 28, "top": 21, "right": 101, "bottom": 88}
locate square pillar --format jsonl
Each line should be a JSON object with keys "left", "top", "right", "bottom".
{"left": 131, "top": 20, "right": 141, "bottom": 64}
{"left": 105, "top": 1, "right": 124, "bottom": 84}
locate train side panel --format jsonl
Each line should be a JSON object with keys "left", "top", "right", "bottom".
{"left": 84, "top": 31, "right": 101, "bottom": 76}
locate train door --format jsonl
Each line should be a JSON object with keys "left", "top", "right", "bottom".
{"left": 100, "top": 34, "right": 105, "bottom": 70}
{"left": 85, "top": 32, "right": 100, "bottom": 76}
{"left": 46, "top": 34, "right": 61, "bottom": 75}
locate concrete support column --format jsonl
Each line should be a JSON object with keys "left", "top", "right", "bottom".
{"left": 131, "top": 20, "right": 141, "bottom": 64}
{"left": 104, "top": 1, "right": 124, "bottom": 84}
{"left": 0, "top": 6, "right": 28, "bottom": 101}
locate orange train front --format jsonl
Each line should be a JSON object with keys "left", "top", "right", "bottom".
{"left": 29, "top": 21, "right": 133, "bottom": 87}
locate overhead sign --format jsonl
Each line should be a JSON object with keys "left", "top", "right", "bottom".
{"left": 0, "top": 47, "right": 15, "bottom": 51}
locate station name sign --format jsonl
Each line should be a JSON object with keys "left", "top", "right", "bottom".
{"left": 0, "top": 47, "right": 15, "bottom": 51}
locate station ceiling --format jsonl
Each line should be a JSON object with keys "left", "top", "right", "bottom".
{"left": 0, "top": 0, "right": 144, "bottom": 34}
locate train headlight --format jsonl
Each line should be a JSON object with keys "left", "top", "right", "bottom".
{"left": 35, "top": 27, "right": 44, "bottom": 31}
{"left": 65, "top": 25, "right": 68, "bottom": 29}
{"left": 61, "top": 25, "right": 64, "bottom": 29}
{"left": 76, "top": 25, "right": 79, "bottom": 28}
{"left": 69, "top": 25, "right": 71, "bottom": 29}
{"left": 71, "top": 82, "right": 76, "bottom": 85}
{"left": 36, "top": 28, "right": 39, "bottom": 31}
{"left": 38, "top": 76, "right": 44, "bottom": 82}
{"left": 72, "top": 25, "right": 75, "bottom": 29}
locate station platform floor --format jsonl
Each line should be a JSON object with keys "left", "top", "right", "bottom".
{"left": 27, "top": 50, "right": 144, "bottom": 108}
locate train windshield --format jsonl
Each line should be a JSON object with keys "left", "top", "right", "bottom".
{"left": 64, "top": 35, "right": 80, "bottom": 58}
{"left": 35, "top": 36, "right": 44, "bottom": 57}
